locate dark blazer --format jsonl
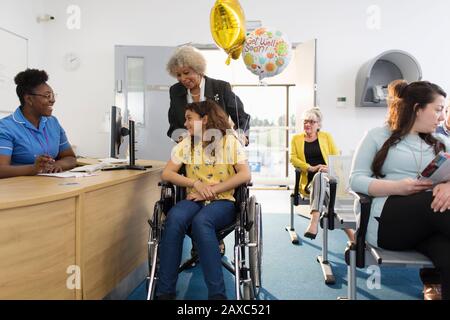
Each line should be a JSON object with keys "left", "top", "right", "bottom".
{"left": 167, "top": 76, "right": 250, "bottom": 141}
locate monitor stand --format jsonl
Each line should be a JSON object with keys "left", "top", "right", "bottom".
{"left": 103, "top": 120, "right": 152, "bottom": 171}
{"left": 103, "top": 164, "right": 148, "bottom": 171}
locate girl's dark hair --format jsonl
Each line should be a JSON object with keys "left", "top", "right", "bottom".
{"left": 372, "top": 81, "right": 447, "bottom": 178}
{"left": 14, "top": 69, "right": 49, "bottom": 106}
{"left": 185, "top": 99, "right": 232, "bottom": 136}
{"left": 185, "top": 100, "right": 233, "bottom": 156}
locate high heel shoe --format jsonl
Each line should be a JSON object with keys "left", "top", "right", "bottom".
{"left": 304, "top": 211, "right": 320, "bottom": 240}
{"left": 303, "top": 231, "right": 317, "bottom": 240}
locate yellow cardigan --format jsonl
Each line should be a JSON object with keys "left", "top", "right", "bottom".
{"left": 290, "top": 131, "right": 339, "bottom": 196}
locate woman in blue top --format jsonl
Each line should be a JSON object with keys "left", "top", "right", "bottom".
{"left": 0, "top": 69, "right": 76, "bottom": 178}
{"left": 350, "top": 81, "right": 450, "bottom": 300}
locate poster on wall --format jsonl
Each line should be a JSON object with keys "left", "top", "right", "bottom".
{"left": 0, "top": 28, "right": 28, "bottom": 114}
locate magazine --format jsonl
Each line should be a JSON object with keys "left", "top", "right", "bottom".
{"left": 419, "top": 152, "right": 450, "bottom": 184}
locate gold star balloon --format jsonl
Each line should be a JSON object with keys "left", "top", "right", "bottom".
{"left": 210, "top": 0, "right": 246, "bottom": 65}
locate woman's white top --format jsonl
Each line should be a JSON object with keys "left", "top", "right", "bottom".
{"left": 187, "top": 77, "right": 206, "bottom": 103}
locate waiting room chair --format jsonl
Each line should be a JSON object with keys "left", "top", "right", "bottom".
{"left": 340, "top": 192, "right": 433, "bottom": 300}
{"left": 317, "top": 155, "right": 357, "bottom": 284}
{"left": 286, "top": 169, "right": 309, "bottom": 244}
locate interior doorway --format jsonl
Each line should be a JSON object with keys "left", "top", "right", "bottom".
{"left": 232, "top": 84, "right": 295, "bottom": 183}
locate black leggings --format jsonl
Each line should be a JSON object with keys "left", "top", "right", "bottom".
{"left": 377, "top": 191, "right": 450, "bottom": 300}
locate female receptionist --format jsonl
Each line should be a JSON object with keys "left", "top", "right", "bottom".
{"left": 0, "top": 69, "right": 76, "bottom": 179}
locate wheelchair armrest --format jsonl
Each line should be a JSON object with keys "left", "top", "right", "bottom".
{"left": 156, "top": 181, "right": 177, "bottom": 213}
{"left": 158, "top": 181, "right": 174, "bottom": 188}
{"left": 234, "top": 183, "right": 250, "bottom": 208}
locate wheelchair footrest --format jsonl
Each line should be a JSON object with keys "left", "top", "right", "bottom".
{"left": 178, "top": 256, "right": 199, "bottom": 272}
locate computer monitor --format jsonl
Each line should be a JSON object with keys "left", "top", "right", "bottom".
{"left": 110, "top": 106, "right": 129, "bottom": 159}
{"left": 105, "top": 106, "right": 151, "bottom": 171}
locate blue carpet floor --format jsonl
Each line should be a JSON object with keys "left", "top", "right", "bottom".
{"left": 128, "top": 213, "right": 423, "bottom": 300}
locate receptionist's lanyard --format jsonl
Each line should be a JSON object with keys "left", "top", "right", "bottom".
{"left": 28, "top": 127, "right": 50, "bottom": 156}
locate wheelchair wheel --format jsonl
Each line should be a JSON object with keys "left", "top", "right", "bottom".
{"left": 247, "top": 195, "right": 262, "bottom": 297}
{"left": 147, "top": 200, "right": 166, "bottom": 300}
{"left": 148, "top": 202, "right": 163, "bottom": 267}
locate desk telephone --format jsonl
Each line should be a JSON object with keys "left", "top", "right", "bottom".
{"left": 372, "top": 85, "right": 388, "bottom": 103}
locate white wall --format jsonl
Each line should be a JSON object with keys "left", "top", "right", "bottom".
{"left": 3, "top": 0, "right": 450, "bottom": 157}
{"left": 251, "top": 0, "right": 450, "bottom": 156}
{"left": 0, "top": 0, "right": 45, "bottom": 121}
{"left": 39, "top": 0, "right": 220, "bottom": 157}
{"left": 0, "top": 0, "right": 45, "bottom": 68}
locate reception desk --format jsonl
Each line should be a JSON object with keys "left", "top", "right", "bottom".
{"left": 0, "top": 160, "right": 165, "bottom": 299}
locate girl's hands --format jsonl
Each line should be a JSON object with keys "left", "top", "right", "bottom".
{"left": 192, "top": 180, "right": 217, "bottom": 201}
{"left": 187, "top": 192, "right": 205, "bottom": 202}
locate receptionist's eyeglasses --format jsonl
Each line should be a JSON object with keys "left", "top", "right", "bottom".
{"left": 29, "top": 92, "right": 57, "bottom": 100}
{"left": 303, "top": 119, "right": 318, "bottom": 125}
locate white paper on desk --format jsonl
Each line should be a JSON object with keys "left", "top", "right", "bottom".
{"left": 38, "top": 172, "right": 97, "bottom": 178}
{"left": 98, "top": 157, "right": 128, "bottom": 164}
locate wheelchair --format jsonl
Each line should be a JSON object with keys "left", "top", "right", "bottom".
{"left": 146, "top": 181, "right": 263, "bottom": 300}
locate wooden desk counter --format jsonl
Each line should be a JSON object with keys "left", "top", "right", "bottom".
{"left": 0, "top": 160, "right": 165, "bottom": 299}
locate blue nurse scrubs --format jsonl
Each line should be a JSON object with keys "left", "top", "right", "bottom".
{"left": 0, "top": 107, "right": 71, "bottom": 165}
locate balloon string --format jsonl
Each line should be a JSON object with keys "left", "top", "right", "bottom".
{"left": 226, "top": 54, "right": 231, "bottom": 65}
{"left": 225, "top": 42, "right": 244, "bottom": 65}
{"left": 233, "top": 87, "right": 249, "bottom": 142}
{"left": 234, "top": 91, "right": 239, "bottom": 133}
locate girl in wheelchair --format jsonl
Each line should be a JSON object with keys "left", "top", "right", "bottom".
{"left": 156, "top": 100, "right": 251, "bottom": 300}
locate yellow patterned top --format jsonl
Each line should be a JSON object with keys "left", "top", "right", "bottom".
{"left": 171, "top": 134, "right": 248, "bottom": 202}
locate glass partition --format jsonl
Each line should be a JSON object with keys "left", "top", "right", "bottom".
{"left": 126, "top": 57, "right": 145, "bottom": 125}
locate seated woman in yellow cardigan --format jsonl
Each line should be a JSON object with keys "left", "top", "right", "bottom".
{"left": 290, "top": 107, "right": 354, "bottom": 241}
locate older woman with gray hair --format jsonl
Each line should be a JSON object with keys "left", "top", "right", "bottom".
{"left": 290, "top": 107, "right": 354, "bottom": 241}
{"left": 165, "top": 45, "right": 251, "bottom": 259}
{"left": 166, "top": 45, "right": 250, "bottom": 145}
